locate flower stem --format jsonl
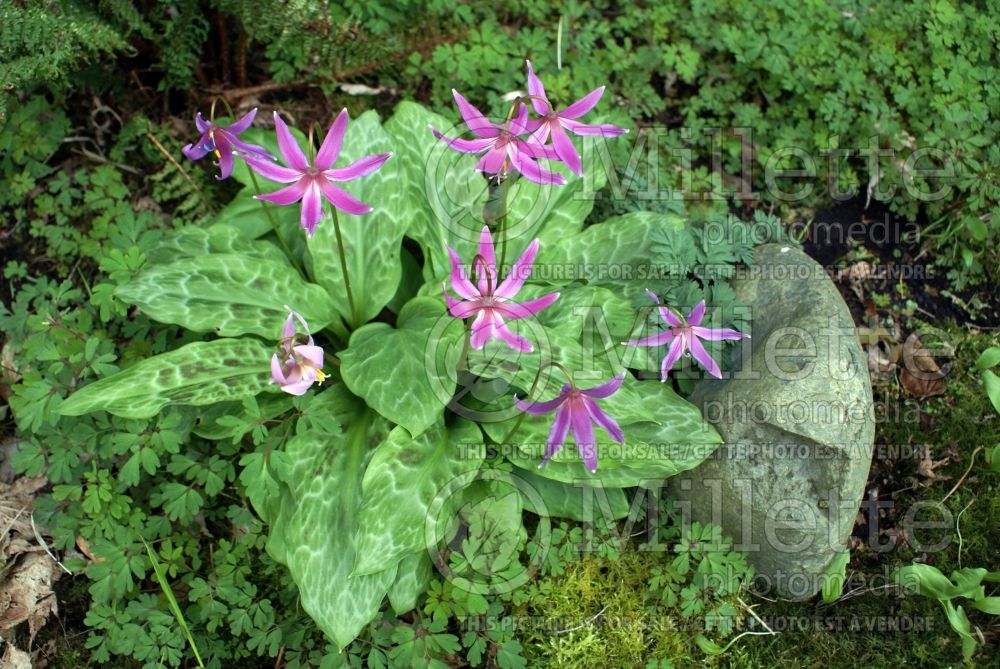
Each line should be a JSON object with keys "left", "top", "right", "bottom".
{"left": 330, "top": 207, "right": 358, "bottom": 327}
{"left": 246, "top": 169, "right": 306, "bottom": 279}
{"left": 497, "top": 175, "right": 512, "bottom": 275}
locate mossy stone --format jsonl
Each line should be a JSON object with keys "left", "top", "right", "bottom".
{"left": 668, "top": 244, "right": 874, "bottom": 599}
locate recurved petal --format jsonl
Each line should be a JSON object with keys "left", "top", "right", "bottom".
{"left": 688, "top": 335, "right": 722, "bottom": 379}
{"left": 476, "top": 226, "right": 497, "bottom": 294}
{"left": 452, "top": 89, "right": 500, "bottom": 138}
{"left": 317, "top": 179, "right": 373, "bottom": 216}
{"left": 581, "top": 373, "right": 625, "bottom": 399}
{"left": 195, "top": 112, "right": 210, "bottom": 133}
{"left": 228, "top": 135, "right": 275, "bottom": 160}
{"left": 281, "top": 374, "right": 314, "bottom": 396}
{"left": 584, "top": 396, "right": 624, "bottom": 443}
{"left": 447, "top": 247, "right": 478, "bottom": 299}
{"left": 327, "top": 152, "right": 391, "bottom": 182}
{"left": 256, "top": 180, "right": 308, "bottom": 206}
{"left": 525, "top": 60, "right": 550, "bottom": 115}
{"left": 430, "top": 128, "right": 494, "bottom": 154}
{"left": 299, "top": 182, "right": 324, "bottom": 235}
{"left": 540, "top": 403, "right": 572, "bottom": 467}
{"left": 494, "top": 239, "right": 539, "bottom": 299}
{"left": 623, "top": 329, "right": 674, "bottom": 348}
{"left": 510, "top": 150, "right": 565, "bottom": 186}
{"left": 691, "top": 326, "right": 749, "bottom": 341}
{"left": 659, "top": 337, "right": 687, "bottom": 381}
{"left": 568, "top": 398, "right": 598, "bottom": 472}
{"left": 468, "top": 310, "right": 495, "bottom": 349}
{"left": 560, "top": 86, "right": 605, "bottom": 119}
{"left": 270, "top": 354, "right": 287, "bottom": 384}
{"left": 215, "top": 138, "right": 235, "bottom": 180}
{"left": 293, "top": 343, "right": 324, "bottom": 369}
{"left": 445, "top": 292, "right": 481, "bottom": 319}
{"left": 514, "top": 391, "right": 568, "bottom": 415}
{"left": 243, "top": 155, "right": 303, "bottom": 183}
{"left": 494, "top": 292, "right": 560, "bottom": 321}
{"left": 273, "top": 112, "right": 310, "bottom": 171}
{"left": 562, "top": 119, "right": 628, "bottom": 137}
{"left": 182, "top": 141, "right": 210, "bottom": 161}
{"left": 475, "top": 146, "right": 507, "bottom": 175}
{"left": 550, "top": 122, "right": 582, "bottom": 176}
{"left": 507, "top": 103, "right": 531, "bottom": 136}
{"left": 314, "top": 108, "right": 348, "bottom": 170}
{"left": 687, "top": 301, "right": 707, "bottom": 326}
{"left": 227, "top": 108, "right": 257, "bottom": 134}
{"left": 493, "top": 318, "right": 533, "bottom": 352}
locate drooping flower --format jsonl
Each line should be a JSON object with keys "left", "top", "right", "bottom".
{"left": 523, "top": 60, "right": 627, "bottom": 176}
{"left": 430, "top": 90, "right": 565, "bottom": 185}
{"left": 444, "top": 226, "right": 559, "bottom": 351}
{"left": 182, "top": 108, "right": 274, "bottom": 180}
{"left": 243, "top": 111, "right": 392, "bottom": 236}
{"left": 270, "top": 307, "right": 326, "bottom": 396}
{"left": 624, "top": 292, "right": 750, "bottom": 380}
{"left": 514, "top": 374, "right": 626, "bottom": 473}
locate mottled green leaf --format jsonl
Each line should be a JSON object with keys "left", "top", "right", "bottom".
{"left": 354, "top": 419, "right": 484, "bottom": 575}
{"left": 116, "top": 253, "right": 336, "bottom": 337}
{"left": 265, "top": 385, "right": 397, "bottom": 650}
{"left": 145, "top": 223, "right": 287, "bottom": 264}
{"left": 340, "top": 297, "right": 464, "bottom": 437}
{"left": 511, "top": 466, "right": 631, "bottom": 521}
{"left": 306, "top": 111, "right": 409, "bottom": 327}
{"left": 387, "top": 552, "right": 434, "bottom": 615}
{"left": 60, "top": 338, "right": 274, "bottom": 419}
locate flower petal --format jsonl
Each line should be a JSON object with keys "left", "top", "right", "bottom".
{"left": 300, "top": 182, "right": 325, "bottom": 235}
{"left": 468, "top": 310, "right": 495, "bottom": 349}
{"left": 691, "top": 326, "right": 749, "bottom": 341}
{"left": 430, "top": 127, "right": 494, "bottom": 154}
{"left": 540, "top": 403, "right": 572, "bottom": 467}
{"left": 327, "top": 152, "right": 391, "bottom": 181}
{"left": 624, "top": 329, "right": 674, "bottom": 348}
{"left": 445, "top": 291, "right": 481, "bottom": 319}
{"left": 317, "top": 179, "right": 373, "bottom": 216}
{"left": 182, "top": 141, "right": 210, "bottom": 161}
{"left": 293, "top": 343, "right": 324, "bottom": 369}
{"left": 270, "top": 354, "right": 287, "bottom": 384}
{"left": 452, "top": 89, "right": 499, "bottom": 138}
{"left": 243, "top": 155, "right": 303, "bottom": 183}
{"left": 215, "top": 138, "right": 235, "bottom": 180}
{"left": 569, "top": 398, "right": 598, "bottom": 472}
{"left": 581, "top": 373, "right": 625, "bottom": 399}
{"left": 584, "top": 396, "right": 624, "bottom": 443}
{"left": 195, "top": 113, "right": 210, "bottom": 133}
{"left": 281, "top": 313, "right": 296, "bottom": 340}
{"left": 475, "top": 146, "right": 507, "bottom": 175}
{"left": 493, "top": 292, "right": 559, "bottom": 321}
{"left": 313, "top": 108, "right": 349, "bottom": 171}
{"left": 687, "top": 301, "right": 706, "bottom": 326}
{"left": 447, "top": 248, "right": 478, "bottom": 299}
{"left": 495, "top": 239, "right": 539, "bottom": 299}
{"left": 493, "top": 318, "right": 533, "bottom": 352}
{"left": 562, "top": 119, "right": 628, "bottom": 137}
{"left": 510, "top": 151, "right": 565, "bottom": 186}
{"left": 507, "top": 103, "right": 531, "bottom": 136}
{"left": 281, "top": 376, "right": 315, "bottom": 396}
{"left": 256, "top": 179, "right": 308, "bottom": 206}
{"left": 525, "top": 60, "right": 550, "bottom": 115}
{"left": 514, "top": 390, "right": 568, "bottom": 415}
{"left": 560, "top": 86, "right": 605, "bottom": 119}
{"left": 688, "top": 335, "right": 722, "bottom": 378}
{"left": 226, "top": 108, "right": 257, "bottom": 135}
{"left": 273, "top": 112, "right": 310, "bottom": 171}
{"left": 660, "top": 337, "right": 687, "bottom": 381}
{"left": 228, "top": 135, "right": 275, "bottom": 160}
{"left": 550, "top": 122, "right": 582, "bottom": 176}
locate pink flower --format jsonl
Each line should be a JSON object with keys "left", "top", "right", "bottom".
{"left": 270, "top": 307, "right": 326, "bottom": 396}
{"left": 444, "top": 226, "right": 559, "bottom": 352}
{"left": 430, "top": 90, "right": 565, "bottom": 185}
{"left": 523, "top": 60, "right": 627, "bottom": 176}
{"left": 514, "top": 374, "right": 626, "bottom": 473}
{"left": 624, "top": 292, "right": 749, "bottom": 380}
{"left": 244, "top": 111, "right": 391, "bottom": 236}
{"left": 182, "top": 108, "right": 274, "bottom": 180}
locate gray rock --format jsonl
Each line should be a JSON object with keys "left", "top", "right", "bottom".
{"left": 668, "top": 243, "right": 874, "bottom": 599}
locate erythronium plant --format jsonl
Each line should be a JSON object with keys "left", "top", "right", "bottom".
{"left": 63, "top": 72, "right": 763, "bottom": 649}
{"left": 182, "top": 107, "right": 274, "bottom": 179}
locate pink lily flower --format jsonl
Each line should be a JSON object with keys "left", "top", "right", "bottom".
{"left": 270, "top": 307, "right": 326, "bottom": 396}
{"left": 514, "top": 374, "right": 626, "bottom": 473}
{"left": 430, "top": 90, "right": 565, "bottom": 185}
{"left": 523, "top": 60, "right": 627, "bottom": 176}
{"left": 444, "top": 226, "right": 559, "bottom": 352}
{"left": 182, "top": 108, "right": 274, "bottom": 180}
{"left": 243, "top": 111, "right": 392, "bottom": 236}
{"left": 624, "top": 292, "right": 750, "bottom": 380}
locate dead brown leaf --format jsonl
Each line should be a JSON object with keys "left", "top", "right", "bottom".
{"left": 916, "top": 445, "right": 951, "bottom": 485}
{"left": 899, "top": 334, "right": 949, "bottom": 399}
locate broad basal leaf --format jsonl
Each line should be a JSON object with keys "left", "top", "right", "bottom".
{"left": 387, "top": 551, "right": 434, "bottom": 615}
{"left": 340, "top": 296, "right": 464, "bottom": 437}
{"left": 265, "top": 385, "right": 397, "bottom": 650}
{"left": 353, "top": 419, "right": 485, "bottom": 575}
{"left": 306, "top": 110, "right": 409, "bottom": 327}
{"left": 511, "top": 466, "right": 631, "bottom": 521}
{"left": 116, "top": 253, "right": 337, "bottom": 337}
{"left": 60, "top": 338, "right": 274, "bottom": 419}
{"left": 145, "top": 223, "right": 286, "bottom": 265}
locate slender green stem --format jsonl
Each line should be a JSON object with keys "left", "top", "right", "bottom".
{"left": 247, "top": 169, "right": 306, "bottom": 279}
{"left": 497, "top": 176, "right": 511, "bottom": 275}
{"left": 331, "top": 207, "right": 357, "bottom": 327}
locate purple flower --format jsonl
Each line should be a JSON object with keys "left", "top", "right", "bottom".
{"left": 182, "top": 108, "right": 274, "bottom": 180}
{"left": 431, "top": 90, "right": 566, "bottom": 185}
{"left": 270, "top": 307, "right": 326, "bottom": 396}
{"left": 624, "top": 292, "right": 749, "bottom": 380}
{"left": 444, "top": 226, "right": 559, "bottom": 352}
{"left": 243, "top": 111, "right": 392, "bottom": 236}
{"left": 514, "top": 374, "right": 626, "bottom": 473}
{"left": 523, "top": 60, "right": 627, "bottom": 176}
